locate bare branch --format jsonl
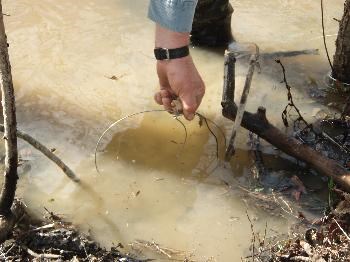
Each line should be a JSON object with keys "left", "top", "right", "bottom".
{"left": 0, "top": 124, "right": 79, "bottom": 183}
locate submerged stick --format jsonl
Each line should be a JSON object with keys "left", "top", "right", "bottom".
{"left": 0, "top": 124, "right": 80, "bottom": 183}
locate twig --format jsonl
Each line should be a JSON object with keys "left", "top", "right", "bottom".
{"left": 261, "top": 222, "right": 268, "bottom": 248}
{"left": 246, "top": 210, "right": 256, "bottom": 261}
{"left": 0, "top": 124, "right": 80, "bottom": 183}
{"left": 333, "top": 218, "right": 350, "bottom": 241}
{"left": 321, "top": 0, "right": 334, "bottom": 74}
{"left": 290, "top": 256, "right": 311, "bottom": 261}
{"left": 130, "top": 239, "right": 191, "bottom": 260}
{"left": 3, "top": 243, "right": 15, "bottom": 256}
{"left": 276, "top": 60, "right": 313, "bottom": 132}
{"left": 278, "top": 196, "right": 294, "bottom": 214}
{"left": 30, "top": 223, "right": 55, "bottom": 232}
{"left": 320, "top": 130, "right": 350, "bottom": 154}
{"left": 21, "top": 245, "right": 61, "bottom": 259}
{"left": 271, "top": 190, "right": 299, "bottom": 219}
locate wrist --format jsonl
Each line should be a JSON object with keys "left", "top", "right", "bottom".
{"left": 154, "top": 46, "right": 189, "bottom": 61}
{"left": 155, "top": 24, "right": 190, "bottom": 48}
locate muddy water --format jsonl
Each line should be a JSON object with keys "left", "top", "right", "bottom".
{"left": 2, "top": 0, "right": 345, "bottom": 261}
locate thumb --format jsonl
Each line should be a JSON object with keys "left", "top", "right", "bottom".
{"left": 180, "top": 93, "right": 199, "bottom": 121}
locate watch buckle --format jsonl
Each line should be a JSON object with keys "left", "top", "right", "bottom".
{"left": 163, "top": 48, "right": 170, "bottom": 60}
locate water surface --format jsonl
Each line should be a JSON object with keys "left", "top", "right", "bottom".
{"left": 2, "top": 0, "right": 344, "bottom": 260}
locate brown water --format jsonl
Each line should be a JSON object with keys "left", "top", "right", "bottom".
{"left": 2, "top": 0, "right": 345, "bottom": 261}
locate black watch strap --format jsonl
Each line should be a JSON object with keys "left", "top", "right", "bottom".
{"left": 154, "top": 46, "right": 189, "bottom": 60}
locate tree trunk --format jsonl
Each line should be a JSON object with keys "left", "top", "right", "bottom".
{"left": 0, "top": 1, "right": 18, "bottom": 216}
{"left": 333, "top": 0, "right": 350, "bottom": 83}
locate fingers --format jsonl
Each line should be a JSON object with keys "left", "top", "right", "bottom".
{"left": 156, "top": 62, "right": 176, "bottom": 111}
{"left": 154, "top": 92, "right": 162, "bottom": 105}
{"left": 180, "top": 86, "right": 204, "bottom": 120}
{"left": 154, "top": 57, "right": 205, "bottom": 120}
{"left": 155, "top": 86, "right": 204, "bottom": 120}
{"left": 181, "top": 97, "right": 197, "bottom": 120}
{"left": 154, "top": 89, "right": 175, "bottom": 111}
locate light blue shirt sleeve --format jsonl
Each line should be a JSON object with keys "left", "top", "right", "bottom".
{"left": 148, "top": 0, "right": 198, "bottom": 33}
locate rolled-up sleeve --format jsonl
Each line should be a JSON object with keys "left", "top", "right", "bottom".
{"left": 148, "top": 0, "right": 198, "bottom": 33}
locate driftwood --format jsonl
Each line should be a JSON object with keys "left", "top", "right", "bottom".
{"left": 221, "top": 51, "right": 350, "bottom": 192}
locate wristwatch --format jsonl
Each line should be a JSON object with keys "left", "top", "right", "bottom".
{"left": 154, "top": 46, "right": 189, "bottom": 61}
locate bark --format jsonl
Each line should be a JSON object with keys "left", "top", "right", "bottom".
{"left": 333, "top": 0, "right": 350, "bottom": 83}
{"left": 222, "top": 52, "right": 350, "bottom": 192}
{"left": 0, "top": 2, "right": 18, "bottom": 215}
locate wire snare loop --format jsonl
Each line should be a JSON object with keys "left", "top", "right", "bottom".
{"left": 94, "top": 108, "right": 226, "bottom": 174}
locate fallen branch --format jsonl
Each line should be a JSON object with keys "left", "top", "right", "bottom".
{"left": 0, "top": 124, "right": 80, "bottom": 183}
{"left": 222, "top": 51, "right": 350, "bottom": 192}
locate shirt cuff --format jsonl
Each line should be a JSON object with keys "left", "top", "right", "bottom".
{"left": 148, "top": 0, "right": 198, "bottom": 33}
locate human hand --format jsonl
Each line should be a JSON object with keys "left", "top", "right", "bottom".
{"left": 153, "top": 25, "right": 205, "bottom": 120}
{"left": 154, "top": 55, "right": 205, "bottom": 120}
